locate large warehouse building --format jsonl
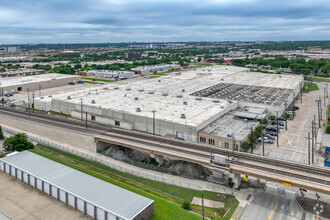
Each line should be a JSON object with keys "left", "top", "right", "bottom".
{"left": 0, "top": 73, "right": 81, "bottom": 94}
{"left": 33, "top": 66, "right": 303, "bottom": 149}
{"left": 0, "top": 151, "right": 154, "bottom": 220}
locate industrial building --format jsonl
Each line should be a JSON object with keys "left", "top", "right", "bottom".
{"left": 0, "top": 45, "right": 20, "bottom": 53}
{"left": 0, "top": 151, "right": 154, "bottom": 220}
{"left": 33, "top": 65, "right": 303, "bottom": 148}
{"left": 124, "top": 52, "right": 142, "bottom": 59}
{"left": 78, "top": 70, "right": 135, "bottom": 79}
{"left": 130, "top": 64, "right": 181, "bottom": 75}
{"left": 0, "top": 69, "right": 46, "bottom": 78}
{"left": 0, "top": 73, "right": 81, "bottom": 94}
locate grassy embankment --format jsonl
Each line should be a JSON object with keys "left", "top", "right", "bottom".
{"left": 30, "top": 144, "right": 239, "bottom": 220}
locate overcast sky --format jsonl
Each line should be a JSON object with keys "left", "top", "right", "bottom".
{"left": 1, "top": 0, "right": 330, "bottom": 44}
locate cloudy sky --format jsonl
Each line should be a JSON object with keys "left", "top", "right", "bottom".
{"left": 1, "top": 0, "right": 330, "bottom": 43}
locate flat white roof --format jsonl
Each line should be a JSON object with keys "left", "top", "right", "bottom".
{"left": 0, "top": 151, "right": 153, "bottom": 220}
{"left": 0, "top": 73, "right": 80, "bottom": 87}
{"left": 36, "top": 66, "right": 302, "bottom": 127}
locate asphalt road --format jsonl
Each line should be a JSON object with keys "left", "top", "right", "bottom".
{"left": 240, "top": 184, "right": 302, "bottom": 220}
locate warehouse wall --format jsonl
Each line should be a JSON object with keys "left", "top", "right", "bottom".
{"left": 2, "top": 76, "right": 81, "bottom": 94}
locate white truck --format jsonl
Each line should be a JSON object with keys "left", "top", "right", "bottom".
{"left": 213, "top": 154, "right": 226, "bottom": 166}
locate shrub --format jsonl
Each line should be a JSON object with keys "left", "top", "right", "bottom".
{"left": 182, "top": 201, "right": 190, "bottom": 210}
{"left": 3, "top": 133, "right": 34, "bottom": 152}
{"left": 270, "top": 115, "right": 276, "bottom": 120}
{"left": 0, "top": 126, "right": 4, "bottom": 140}
{"left": 241, "top": 142, "right": 250, "bottom": 150}
{"left": 326, "top": 126, "right": 330, "bottom": 134}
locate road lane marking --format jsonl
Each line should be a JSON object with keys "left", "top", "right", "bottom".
{"left": 268, "top": 210, "right": 275, "bottom": 220}
{"left": 292, "top": 152, "right": 296, "bottom": 160}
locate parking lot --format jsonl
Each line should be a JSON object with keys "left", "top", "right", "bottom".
{"left": 254, "top": 82, "right": 329, "bottom": 166}
{"left": 0, "top": 172, "right": 91, "bottom": 220}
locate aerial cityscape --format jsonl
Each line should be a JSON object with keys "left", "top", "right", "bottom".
{"left": 0, "top": 1, "right": 329, "bottom": 220}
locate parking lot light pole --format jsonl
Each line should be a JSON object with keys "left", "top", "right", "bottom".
{"left": 152, "top": 110, "right": 156, "bottom": 135}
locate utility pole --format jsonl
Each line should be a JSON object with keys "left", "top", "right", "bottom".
{"left": 300, "top": 82, "right": 303, "bottom": 103}
{"left": 284, "top": 100, "right": 288, "bottom": 130}
{"left": 202, "top": 194, "right": 204, "bottom": 220}
{"left": 319, "top": 95, "right": 323, "bottom": 121}
{"left": 262, "top": 126, "right": 265, "bottom": 156}
{"left": 85, "top": 112, "right": 88, "bottom": 128}
{"left": 292, "top": 92, "right": 295, "bottom": 119}
{"left": 152, "top": 110, "right": 156, "bottom": 135}
{"left": 232, "top": 133, "right": 235, "bottom": 153}
{"left": 80, "top": 99, "right": 83, "bottom": 122}
{"left": 32, "top": 91, "right": 35, "bottom": 113}
{"left": 315, "top": 97, "right": 322, "bottom": 128}
{"left": 305, "top": 132, "right": 311, "bottom": 165}
{"left": 250, "top": 127, "right": 253, "bottom": 154}
{"left": 311, "top": 121, "right": 314, "bottom": 165}
{"left": 38, "top": 84, "right": 41, "bottom": 97}
{"left": 276, "top": 111, "right": 279, "bottom": 147}
{"left": 1, "top": 88, "right": 3, "bottom": 107}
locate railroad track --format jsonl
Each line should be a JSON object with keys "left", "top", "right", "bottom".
{"left": 0, "top": 106, "right": 329, "bottom": 181}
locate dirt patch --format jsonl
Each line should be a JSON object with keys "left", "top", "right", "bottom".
{"left": 191, "top": 197, "right": 225, "bottom": 208}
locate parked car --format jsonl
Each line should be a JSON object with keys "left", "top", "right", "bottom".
{"left": 278, "top": 118, "right": 287, "bottom": 122}
{"left": 265, "top": 134, "right": 275, "bottom": 140}
{"left": 293, "top": 106, "right": 299, "bottom": 110}
{"left": 271, "top": 120, "right": 284, "bottom": 126}
{"left": 266, "top": 127, "right": 278, "bottom": 132}
{"left": 274, "top": 124, "right": 284, "bottom": 129}
{"left": 266, "top": 131, "right": 277, "bottom": 136}
{"left": 258, "top": 137, "right": 274, "bottom": 144}
{"left": 288, "top": 108, "right": 295, "bottom": 111}
{"left": 286, "top": 111, "right": 296, "bottom": 116}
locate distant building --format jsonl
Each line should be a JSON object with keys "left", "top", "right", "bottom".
{"left": 124, "top": 52, "right": 142, "bottom": 59}
{"left": 0, "top": 45, "right": 20, "bottom": 53}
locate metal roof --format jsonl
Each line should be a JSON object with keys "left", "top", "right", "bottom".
{"left": 0, "top": 151, "right": 153, "bottom": 220}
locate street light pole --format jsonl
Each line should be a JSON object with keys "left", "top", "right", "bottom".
{"left": 152, "top": 110, "right": 156, "bottom": 135}
{"left": 80, "top": 99, "right": 83, "bottom": 122}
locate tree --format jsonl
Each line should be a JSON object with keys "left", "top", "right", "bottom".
{"left": 321, "top": 63, "right": 330, "bottom": 74}
{"left": 3, "top": 133, "right": 34, "bottom": 152}
{"left": 0, "top": 126, "right": 4, "bottom": 140}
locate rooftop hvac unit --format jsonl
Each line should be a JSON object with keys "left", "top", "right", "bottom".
{"left": 134, "top": 97, "right": 139, "bottom": 100}
{"left": 162, "top": 92, "right": 168, "bottom": 96}
{"left": 114, "top": 86, "right": 119, "bottom": 90}
{"left": 103, "top": 87, "right": 108, "bottom": 90}
{"left": 148, "top": 91, "right": 155, "bottom": 94}
{"left": 176, "top": 94, "right": 183, "bottom": 98}
{"left": 91, "top": 100, "right": 96, "bottom": 104}
{"left": 212, "top": 99, "right": 220, "bottom": 103}
{"left": 67, "top": 96, "right": 71, "bottom": 100}
{"left": 126, "top": 88, "right": 131, "bottom": 91}
{"left": 180, "top": 114, "right": 186, "bottom": 119}
{"left": 136, "top": 107, "right": 141, "bottom": 112}
{"left": 183, "top": 101, "right": 188, "bottom": 105}
{"left": 138, "top": 88, "right": 144, "bottom": 92}
{"left": 195, "top": 97, "right": 202, "bottom": 100}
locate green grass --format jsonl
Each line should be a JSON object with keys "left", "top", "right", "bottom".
{"left": 303, "top": 82, "right": 319, "bottom": 93}
{"left": 82, "top": 77, "right": 116, "bottom": 82}
{"left": 313, "top": 77, "right": 330, "bottom": 83}
{"left": 31, "top": 144, "right": 239, "bottom": 219}
{"left": 30, "top": 147, "right": 201, "bottom": 220}
{"left": 82, "top": 80, "right": 103, "bottom": 84}
{"left": 26, "top": 108, "right": 44, "bottom": 113}
{"left": 149, "top": 76, "right": 159, "bottom": 79}
{"left": 49, "top": 111, "right": 71, "bottom": 117}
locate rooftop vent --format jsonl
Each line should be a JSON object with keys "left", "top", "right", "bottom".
{"left": 134, "top": 97, "right": 139, "bottom": 100}
{"left": 176, "top": 94, "right": 183, "bottom": 98}
{"left": 180, "top": 114, "right": 186, "bottom": 119}
{"left": 138, "top": 88, "right": 144, "bottom": 92}
{"left": 195, "top": 97, "right": 202, "bottom": 100}
{"left": 136, "top": 107, "right": 141, "bottom": 112}
{"left": 162, "top": 92, "right": 168, "bottom": 96}
{"left": 212, "top": 99, "right": 220, "bottom": 103}
{"left": 91, "top": 100, "right": 96, "bottom": 104}
{"left": 183, "top": 101, "right": 188, "bottom": 105}
{"left": 182, "top": 89, "right": 185, "bottom": 92}
{"left": 148, "top": 91, "right": 155, "bottom": 94}
{"left": 126, "top": 88, "right": 131, "bottom": 91}
{"left": 67, "top": 96, "right": 71, "bottom": 100}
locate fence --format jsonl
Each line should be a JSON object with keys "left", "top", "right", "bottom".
{"left": 2, "top": 127, "right": 203, "bottom": 191}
